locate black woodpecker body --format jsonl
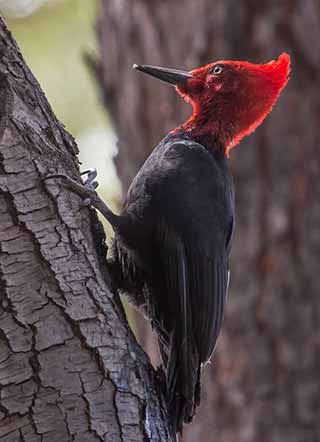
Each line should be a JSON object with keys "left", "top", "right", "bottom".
{"left": 109, "top": 54, "right": 290, "bottom": 434}
{"left": 56, "top": 54, "right": 289, "bottom": 436}
{"left": 109, "top": 131, "right": 234, "bottom": 434}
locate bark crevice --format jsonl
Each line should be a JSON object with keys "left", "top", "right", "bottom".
{"left": 0, "top": 16, "right": 171, "bottom": 442}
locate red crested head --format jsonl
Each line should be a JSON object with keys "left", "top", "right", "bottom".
{"left": 133, "top": 53, "right": 290, "bottom": 156}
{"left": 176, "top": 53, "right": 291, "bottom": 156}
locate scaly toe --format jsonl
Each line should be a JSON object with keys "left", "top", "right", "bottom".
{"left": 81, "top": 168, "right": 99, "bottom": 191}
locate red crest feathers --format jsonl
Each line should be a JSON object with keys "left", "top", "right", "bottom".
{"left": 175, "top": 53, "right": 291, "bottom": 156}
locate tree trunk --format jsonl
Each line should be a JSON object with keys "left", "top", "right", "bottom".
{"left": 0, "top": 16, "right": 172, "bottom": 442}
{"left": 96, "top": 1, "right": 320, "bottom": 441}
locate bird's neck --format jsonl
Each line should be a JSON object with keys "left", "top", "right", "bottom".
{"left": 172, "top": 106, "right": 236, "bottom": 157}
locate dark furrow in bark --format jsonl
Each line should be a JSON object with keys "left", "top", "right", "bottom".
{"left": 0, "top": 16, "right": 171, "bottom": 442}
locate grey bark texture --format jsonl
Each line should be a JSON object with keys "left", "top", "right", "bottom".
{"left": 0, "top": 16, "right": 172, "bottom": 442}
{"left": 95, "top": 1, "right": 320, "bottom": 441}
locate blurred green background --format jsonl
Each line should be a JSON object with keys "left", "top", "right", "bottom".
{"left": 3, "top": 0, "right": 121, "bottom": 213}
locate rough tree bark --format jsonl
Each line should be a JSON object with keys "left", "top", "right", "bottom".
{"left": 0, "top": 17, "right": 172, "bottom": 442}
{"left": 96, "top": 1, "right": 320, "bottom": 441}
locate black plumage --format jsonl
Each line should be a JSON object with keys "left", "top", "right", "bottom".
{"left": 109, "top": 132, "right": 234, "bottom": 433}
{"left": 47, "top": 54, "right": 290, "bottom": 437}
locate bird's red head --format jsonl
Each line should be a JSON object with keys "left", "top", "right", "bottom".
{"left": 134, "top": 53, "right": 290, "bottom": 157}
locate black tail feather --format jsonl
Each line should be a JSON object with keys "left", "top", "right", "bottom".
{"left": 163, "top": 333, "right": 201, "bottom": 436}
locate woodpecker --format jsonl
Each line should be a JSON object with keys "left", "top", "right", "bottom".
{"left": 47, "top": 53, "right": 290, "bottom": 437}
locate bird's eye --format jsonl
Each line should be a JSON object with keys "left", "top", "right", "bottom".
{"left": 211, "top": 65, "right": 224, "bottom": 75}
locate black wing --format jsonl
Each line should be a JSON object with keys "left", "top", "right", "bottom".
{"left": 151, "top": 217, "right": 229, "bottom": 432}
{"left": 139, "top": 140, "right": 234, "bottom": 432}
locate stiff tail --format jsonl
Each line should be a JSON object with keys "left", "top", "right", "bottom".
{"left": 164, "top": 332, "right": 201, "bottom": 436}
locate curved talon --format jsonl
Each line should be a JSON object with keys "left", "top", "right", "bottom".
{"left": 80, "top": 168, "right": 99, "bottom": 191}
{"left": 81, "top": 168, "right": 97, "bottom": 179}
{"left": 85, "top": 181, "right": 99, "bottom": 192}
{"left": 44, "top": 173, "right": 97, "bottom": 200}
{"left": 43, "top": 171, "right": 118, "bottom": 228}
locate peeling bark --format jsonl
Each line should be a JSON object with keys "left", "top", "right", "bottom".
{"left": 0, "top": 16, "right": 171, "bottom": 442}
{"left": 96, "top": 1, "right": 320, "bottom": 441}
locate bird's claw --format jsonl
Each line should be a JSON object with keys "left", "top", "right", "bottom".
{"left": 81, "top": 168, "right": 99, "bottom": 191}
{"left": 43, "top": 170, "right": 99, "bottom": 207}
{"left": 43, "top": 168, "right": 116, "bottom": 225}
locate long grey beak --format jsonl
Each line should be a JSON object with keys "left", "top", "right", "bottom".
{"left": 133, "top": 64, "right": 194, "bottom": 85}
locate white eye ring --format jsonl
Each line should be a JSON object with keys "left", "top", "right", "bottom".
{"left": 212, "top": 65, "right": 224, "bottom": 75}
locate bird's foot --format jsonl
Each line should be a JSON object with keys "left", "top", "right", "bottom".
{"left": 43, "top": 168, "right": 117, "bottom": 225}
{"left": 80, "top": 168, "right": 99, "bottom": 206}
{"left": 43, "top": 167, "right": 100, "bottom": 205}
{"left": 80, "top": 168, "right": 99, "bottom": 190}
{"left": 43, "top": 170, "right": 98, "bottom": 206}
